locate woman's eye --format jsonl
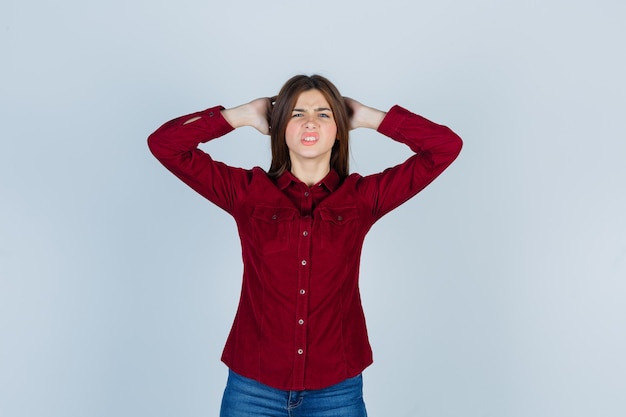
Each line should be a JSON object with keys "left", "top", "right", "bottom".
{"left": 292, "top": 113, "right": 303, "bottom": 118}
{"left": 320, "top": 113, "right": 330, "bottom": 118}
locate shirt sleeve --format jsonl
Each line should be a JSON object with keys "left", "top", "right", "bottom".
{"left": 355, "top": 105, "right": 463, "bottom": 220}
{"left": 147, "top": 106, "right": 249, "bottom": 214}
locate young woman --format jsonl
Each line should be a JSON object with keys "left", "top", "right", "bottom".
{"left": 148, "top": 74, "right": 462, "bottom": 417}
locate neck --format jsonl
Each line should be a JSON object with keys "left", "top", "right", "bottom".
{"left": 290, "top": 160, "right": 330, "bottom": 186}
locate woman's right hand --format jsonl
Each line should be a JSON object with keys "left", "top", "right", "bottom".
{"left": 221, "top": 98, "right": 272, "bottom": 135}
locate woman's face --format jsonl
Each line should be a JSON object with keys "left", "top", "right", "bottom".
{"left": 285, "top": 89, "right": 338, "bottom": 168}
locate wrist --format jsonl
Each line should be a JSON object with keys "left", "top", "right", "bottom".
{"left": 358, "top": 106, "right": 386, "bottom": 130}
{"left": 221, "top": 105, "right": 250, "bottom": 129}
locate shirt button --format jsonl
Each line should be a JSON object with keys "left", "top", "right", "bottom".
{"left": 299, "top": 289, "right": 306, "bottom": 295}
{"left": 297, "top": 349, "right": 304, "bottom": 355}
{"left": 298, "top": 319, "right": 304, "bottom": 325}
{"left": 271, "top": 214, "right": 277, "bottom": 220}
{"left": 337, "top": 215, "right": 343, "bottom": 221}
{"left": 301, "top": 260, "right": 307, "bottom": 266}
{"left": 304, "top": 191, "right": 310, "bottom": 197}
{"left": 303, "top": 231, "right": 309, "bottom": 237}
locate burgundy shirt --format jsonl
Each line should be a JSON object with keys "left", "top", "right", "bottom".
{"left": 148, "top": 105, "right": 462, "bottom": 390}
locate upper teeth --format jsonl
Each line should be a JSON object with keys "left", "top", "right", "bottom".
{"left": 303, "top": 137, "right": 317, "bottom": 141}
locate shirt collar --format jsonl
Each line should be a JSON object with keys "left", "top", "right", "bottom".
{"left": 319, "top": 169, "right": 340, "bottom": 192}
{"left": 275, "top": 169, "right": 340, "bottom": 192}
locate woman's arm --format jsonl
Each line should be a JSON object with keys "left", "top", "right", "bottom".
{"left": 344, "top": 97, "right": 387, "bottom": 131}
{"left": 147, "top": 98, "right": 272, "bottom": 213}
{"left": 348, "top": 101, "right": 463, "bottom": 220}
{"left": 179, "top": 98, "right": 271, "bottom": 133}
{"left": 220, "top": 98, "right": 272, "bottom": 134}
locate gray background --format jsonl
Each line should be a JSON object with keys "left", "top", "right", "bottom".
{"left": 1, "top": 1, "right": 625, "bottom": 416}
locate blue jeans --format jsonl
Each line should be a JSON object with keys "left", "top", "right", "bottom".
{"left": 220, "top": 370, "right": 368, "bottom": 417}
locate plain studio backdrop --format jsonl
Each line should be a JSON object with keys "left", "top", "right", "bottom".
{"left": 1, "top": 1, "right": 625, "bottom": 416}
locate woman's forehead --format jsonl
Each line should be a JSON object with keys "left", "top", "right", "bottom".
{"left": 293, "top": 89, "right": 331, "bottom": 109}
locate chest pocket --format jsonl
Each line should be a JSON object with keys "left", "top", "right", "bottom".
{"left": 318, "top": 206, "right": 360, "bottom": 251}
{"left": 250, "top": 206, "right": 296, "bottom": 253}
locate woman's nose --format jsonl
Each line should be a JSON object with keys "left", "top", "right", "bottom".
{"left": 304, "top": 116, "right": 317, "bottom": 128}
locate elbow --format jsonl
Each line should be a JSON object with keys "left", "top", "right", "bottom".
{"left": 147, "top": 130, "right": 166, "bottom": 159}
{"left": 446, "top": 127, "right": 464, "bottom": 159}
{"left": 453, "top": 132, "right": 463, "bottom": 156}
{"left": 147, "top": 132, "right": 157, "bottom": 154}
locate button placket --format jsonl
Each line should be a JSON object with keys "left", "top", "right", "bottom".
{"left": 293, "top": 210, "right": 312, "bottom": 388}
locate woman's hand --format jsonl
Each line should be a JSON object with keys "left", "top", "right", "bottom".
{"left": 344, "top": 97, "right": 386, "bottom": 131}
{"left": 221, "top": 98, "right": 272, "bottom": 135}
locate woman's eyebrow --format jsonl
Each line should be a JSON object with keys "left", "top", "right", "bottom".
{"left": 292, "top": 107, "right": 332, "bottom": 112}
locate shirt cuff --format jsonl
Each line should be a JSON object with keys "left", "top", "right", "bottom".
{"left": 196, "top": 105, "right": 235, "bottom": 140}
{"left": 377, "top": 105, "right": 413, "bottom": 137}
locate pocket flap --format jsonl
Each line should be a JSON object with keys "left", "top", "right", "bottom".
{"left": 252, "top": 206, "right": 297, "bottom": 223}
{"left": 318, "top": 207, "right": 359, "bottom": 224}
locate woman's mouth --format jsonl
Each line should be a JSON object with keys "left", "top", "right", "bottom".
{"left": 301, "top": 133, "right": 319, "bottom": 145}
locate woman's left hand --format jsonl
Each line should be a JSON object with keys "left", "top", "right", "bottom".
{"left": 344, "top": 97, "right": 386, "bottom": 130}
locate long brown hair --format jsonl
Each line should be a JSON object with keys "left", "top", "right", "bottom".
{"left": 268, "top": 75, "right": 350, "bottom": 180}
